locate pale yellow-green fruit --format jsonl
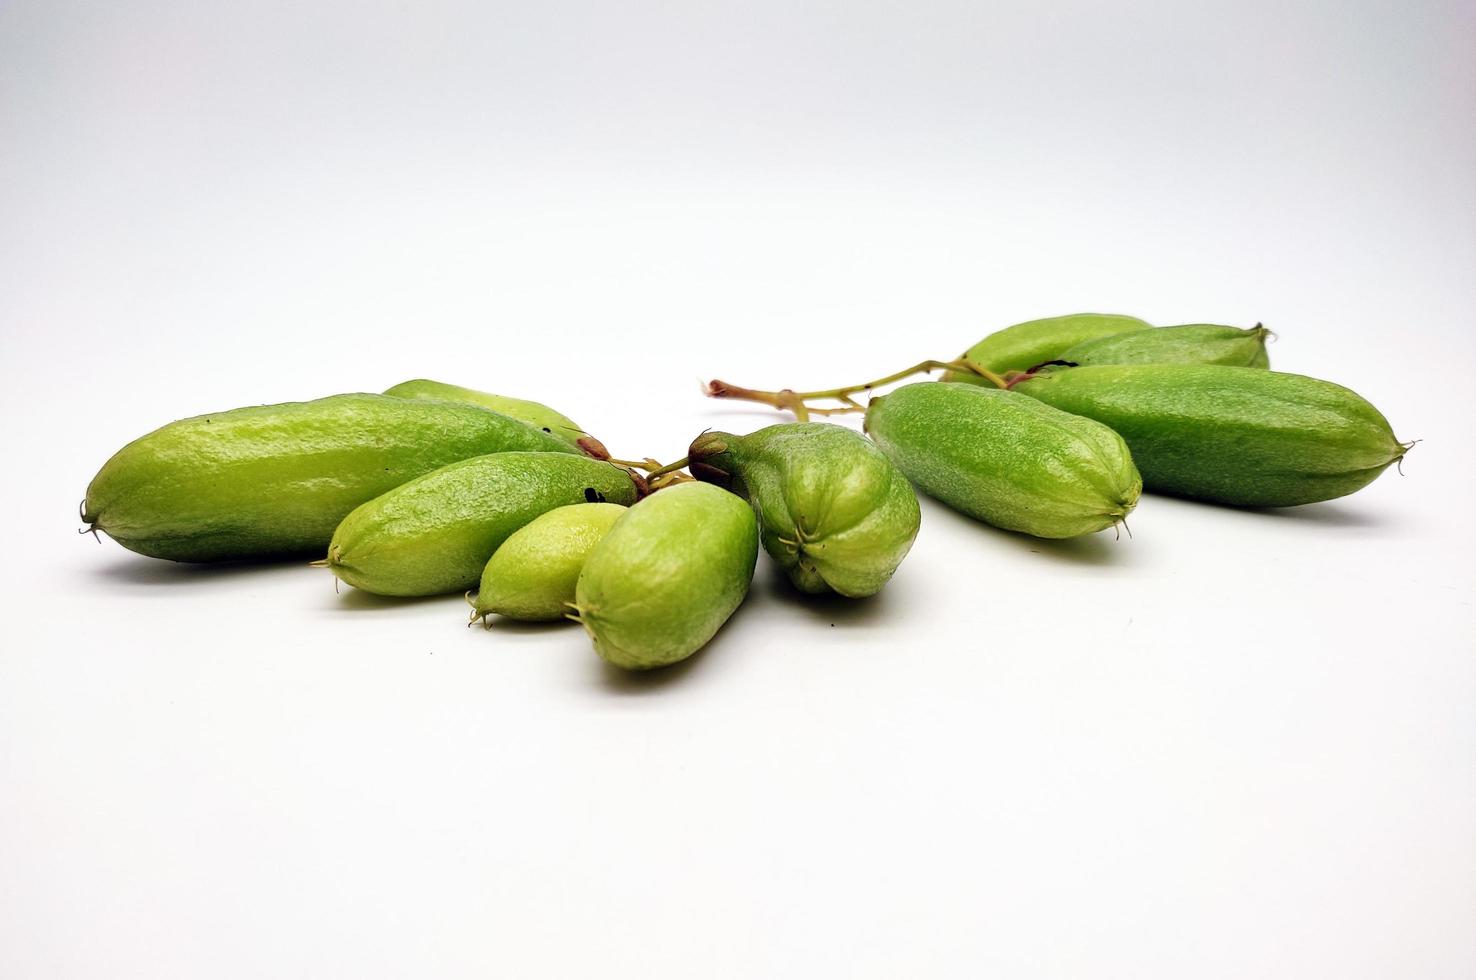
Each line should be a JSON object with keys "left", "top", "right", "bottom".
{"left": 471, "top": 502, "right": 627, "bottom": 622}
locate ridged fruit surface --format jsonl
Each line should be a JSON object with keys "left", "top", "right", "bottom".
{"left": 82, "top": 393, "right": 577, "bottom": 562}
{"left": 1014, "top": 364, "right": 1408, "bottom": 506}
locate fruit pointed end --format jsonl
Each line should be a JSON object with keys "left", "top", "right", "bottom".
{"left": 1394, "top": 438, "right": 1420, "bottom": 475}
{"left": 312, "top": 544, "right": 348, "bottom": 573}
{"left": 77, "top": 499, "right": 105, "bottom": 541}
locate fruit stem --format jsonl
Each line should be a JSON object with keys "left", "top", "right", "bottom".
{"left": 604, "top": 456, "right": 667, "bottom": 473}
{"left": 705, "top": 358, "right": 1004, "bottom": 419}
{"left": 645, "top": 456, "right": 690, "bottom": 479}
{"left": 648, "top": 471, "right": 694, "bottom": 490}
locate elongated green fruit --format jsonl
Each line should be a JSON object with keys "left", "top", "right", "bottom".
{"left": 687, "top": 423, "right": 919, "bottom": 597}
{"left": 942, "top": 313, "right": 1152, "bottom": 383}
{"left": 1014, "top": 364, "right": 1410, "bottom": 506}
{"left": 1062, "top": 324, "right": 1271, "bottom": 368}
{"left": 574, "top": 482, "right": 758, "bottom": 670}
{"left": 472, "top": 502, "right": 627, "bottom": 622}
{"left": 82, "top": 394, "right": 579, "bottom": 562}
{"left": 384, "top": 379, "right": 608, "bottom": 458}
{"left": 326, "top": 453, "right": 639, "bottom": 596}
{"left": 864, "top": 382, "right": 1141, "bottom": 538}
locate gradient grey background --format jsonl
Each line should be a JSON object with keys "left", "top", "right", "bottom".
{"left": 2, "top": 2, "right": 1473, "bottom": 978}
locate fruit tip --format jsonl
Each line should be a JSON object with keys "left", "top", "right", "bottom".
{"left": 310, "top": 543, "right": 347, "bottom": 570}
{"left": 1394, "top": 438, "right": 1420, "bottom": 475}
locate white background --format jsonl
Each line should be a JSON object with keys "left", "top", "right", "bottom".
{"left": 3, "top": 1, "right": 1474, "bottom": 977}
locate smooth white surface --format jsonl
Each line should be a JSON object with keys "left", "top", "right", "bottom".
{"left": 3, "top": 1, "right": 1474, "bottom": 977}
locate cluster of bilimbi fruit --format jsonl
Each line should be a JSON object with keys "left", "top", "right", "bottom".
{"left": 82, "top": 314, "right": 1412, "bottom": 670}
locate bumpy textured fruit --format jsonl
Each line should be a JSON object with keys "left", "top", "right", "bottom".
{"left": 384, "top": 378, "right": 608, "bottom": 458}
{"left": 471, "top": 502, "right": 627, "bottom": 622}
{"left": 82, "top": 394, "right": 578, "bottom": 562}
{"left": 574, "top": 482, "right": 758, "bottom": 670}
{"left": 1014, "top": 364, "right": 1409, "bottom": 506}
{"left": 943, "top": 313, "right": 1152, "bottom": 383}
{"left": 687, "top": 423, "right": 919, "bottom": 597}
{"left": 325, "top": 453, "right": 639, "bottom": 596}
{"left": 1062, "top": 324, "right": 1270, "bottom": 368}
{"left": 864, "top": 382, "right": 1141, "bottom": 538}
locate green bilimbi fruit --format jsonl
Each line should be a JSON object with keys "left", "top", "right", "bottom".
{"left": 942, "top": 313, "right": 1152, "bottom": 383}
{"left": 384, "top": 378, "right": 609, "bottom": 458}
{"left": 687, "top": 423, "right": 919, "bottom": 597}
{"left": 471, "top": 502, "right": 627, "bottom": 622}
{"left": 864, "top": 382, "right": 1141, "bottom": 538}
{"left": 1061, "top": 323, "right": 1271, "bottom": 368}
{"left": 574, "top": 482, "right": 759, "bottom": 670}
{"left": 82, "top": 394, "right": 579, "bottom": 562}
{"left": 325, "top": 453, "right": 639, "bottom": 596}
{"left": 1013, "top": 364, "right": 1411, "bottom": 507}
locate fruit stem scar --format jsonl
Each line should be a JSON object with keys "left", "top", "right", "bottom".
{"left": 705, "top": 359, "right": 1003, "bottom": 419}
{"left": 1006, "top": 360, "right": 1077, "bottom": 388}
{"left": 577, "top": 436, "right": 613, "bottom": 460}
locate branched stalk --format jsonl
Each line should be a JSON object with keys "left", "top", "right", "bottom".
{"left": 704, "top": 358, "right": 1003, "bottom": 420}
{"left": 607, "top": 455, "right": 696, "bottom": 492}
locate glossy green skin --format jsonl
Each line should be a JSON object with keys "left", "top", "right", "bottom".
{"left": 943, "top": 313, "right": 1152, "bottom": 383}
{"left": 688, "top": 423, "right": 920, "bottom": 597}
{"left": 326, "top": 453, "right": 639, "bottom": 596}
{"left": 384, "top": 379, "right": 605, "bottom": 456}
{"left": 82, "top": 394, "right": 578, "bottom": 562}
{"left": 473, "top": 502, "right": 627, "bottom": 622}
{"left": 1062, "top": 324, "right": 1271, "bottom": 368}
{"left": 1014, "top": 365, "right": 1408, "bottom": 507}
{"left": 864, "top": 383, "right": 1141, "bottom": 538}
{"left": 574, "top": 482, "right": 758, "bottom": 670}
